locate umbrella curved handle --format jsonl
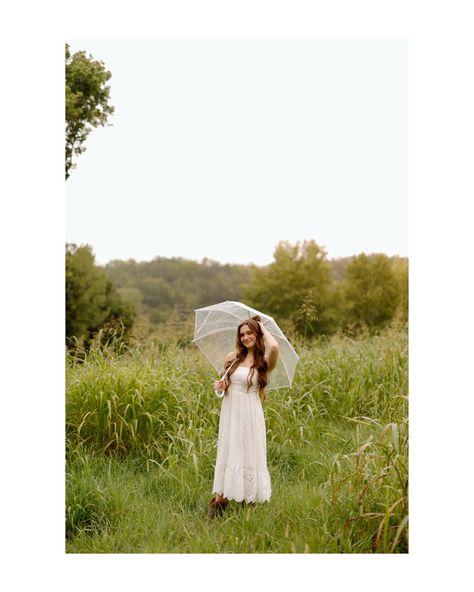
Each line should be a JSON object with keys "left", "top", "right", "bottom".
{"left": 213, "top": 357, "right": 237, "bottom": 398}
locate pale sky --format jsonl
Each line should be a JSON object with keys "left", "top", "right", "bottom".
{"left": 66, "top": 39, "right": 407, "bottom": 266}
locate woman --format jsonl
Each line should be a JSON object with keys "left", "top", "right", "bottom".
{"left": 208, "top": 315, "right": 279, "bottom": 520}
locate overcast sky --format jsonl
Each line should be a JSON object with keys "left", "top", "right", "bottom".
{"left": 66, "top": 39, "right": 407, "bottom": 266}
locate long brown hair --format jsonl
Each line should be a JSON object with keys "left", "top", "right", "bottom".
{"left": 221, "top": 315, "right": 269, "bottom": 402}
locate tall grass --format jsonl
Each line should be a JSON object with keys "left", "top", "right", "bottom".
{"left": 66, "top": 325, "right": 408, "bottom": 553}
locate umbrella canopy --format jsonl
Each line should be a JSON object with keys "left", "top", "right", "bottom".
{"left": 192, "top": 300, "right": 299, "bottom": 390}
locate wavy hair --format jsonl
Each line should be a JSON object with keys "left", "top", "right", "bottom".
{"left": 221, "top": 315, "right": 269, "bottom": 402}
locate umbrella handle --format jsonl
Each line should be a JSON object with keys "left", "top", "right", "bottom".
{"left": 213, "top": 357, "right": 238, "bottom": 398}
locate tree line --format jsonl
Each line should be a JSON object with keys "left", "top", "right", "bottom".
{"left": 66, "top": 240, "right": 407, "bottom": 347}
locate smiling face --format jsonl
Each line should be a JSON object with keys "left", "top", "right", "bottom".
{"left": 239, "top": 324, "right": 257, "bottom": 350}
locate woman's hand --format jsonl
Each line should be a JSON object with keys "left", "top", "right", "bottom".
{"left": 257, "top": 320, "right": 279, "bottom": 372}
{"left": 214, "top": 380, "right": 226, "bottom": 392}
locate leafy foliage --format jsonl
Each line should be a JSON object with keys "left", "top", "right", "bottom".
{"left": 244, "top": 240, "right": 340, "bottom": 336}
{"left": 342, "top": 253, "right": 402, "bottom": 332}
{"left": 66, "top": 244, "right": 135, "bottom": 346}
{"left": 99, "top": 243, "right": 407, "bottom": 339}
{"left": 65, "top": 44, "right": 114, "bottom": 179}
{"left": 104, "top": 256, "right": 254, "bottom": 322}
{"left": 68, "top": 238, "right": 407, "bottom": 342}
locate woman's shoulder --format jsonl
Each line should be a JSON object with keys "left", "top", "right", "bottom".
{"left": 225, "top": 351, "right": 237, "bottom": 363}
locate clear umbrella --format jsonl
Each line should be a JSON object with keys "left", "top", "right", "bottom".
{"left": 192, "top": 300, "right": 299, "bottom": 392}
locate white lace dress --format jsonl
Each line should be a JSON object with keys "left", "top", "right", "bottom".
{"left": 212, "top": 365, "right": 271, "bottom": 503}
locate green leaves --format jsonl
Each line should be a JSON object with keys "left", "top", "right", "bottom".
{"left": 65, "top": 43, "right": 115, "bottom": 179}
{"left": 244, "top": 242, "right": 408, "bottom": 338}
{"left": 343, "top": 253, "right": 403, "bottom": 331}
{"left": 66, "top": 243, "right": 136, "bottom": 345}
{"left": 244, "top": 240, "right": 336, "bottom": 336}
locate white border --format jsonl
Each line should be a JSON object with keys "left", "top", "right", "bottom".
{"left": 2, "top": 0, "right": 473, "bottom": 590}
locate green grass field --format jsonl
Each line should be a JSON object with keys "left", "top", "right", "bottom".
{"left": 65, "top": 324, "right": 408, "bottom": 553}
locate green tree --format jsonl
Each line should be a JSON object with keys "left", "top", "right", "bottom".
{"left": 343, "top": 253, "right": 400, "bottom": 331}
{"left": 138, "top": 277, "right": 174, "bottom": 309}
{"left": 65, "top": 44, "right": 114, "bottom": 179}
{"left": 103, "top": 256, "right": 253, "bottom": 325}
{"left": 66, "top": 244, "right": 135, "bottom": 344}
{"left": 116, "top": 287, "right": 144, "bottom": 314}
{"left": 244, "top": 240, "right": 338, "bottom": 336}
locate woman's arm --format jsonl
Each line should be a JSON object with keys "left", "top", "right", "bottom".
{"left": 213, "top": 351, "right": 236, "bottom": 391}
{"left": 259, "top": 322, "right": 279, "bottom": 372}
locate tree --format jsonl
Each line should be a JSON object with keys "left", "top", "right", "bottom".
{"left": 244, "top": 240, "right": 338, "bottom": 336}
{"left": 66, "top": 244, "right": 135, "bottom": 344}
{"left": 342, "top": 253, "right": 400, "bottom": 331}
{"left": 65, "top": 44, "right": 114, "bottom": 179}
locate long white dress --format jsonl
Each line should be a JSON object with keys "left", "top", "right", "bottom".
{"left": 212, "top": 365, "right": 271, "bottom": 503}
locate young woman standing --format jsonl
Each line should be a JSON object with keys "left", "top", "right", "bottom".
{"left": 208, "top": 315, "right": 279, "bottom": 520}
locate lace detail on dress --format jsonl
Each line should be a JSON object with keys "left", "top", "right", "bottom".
{"left": 213, "top": 464, "right": 271, "bottom": 503}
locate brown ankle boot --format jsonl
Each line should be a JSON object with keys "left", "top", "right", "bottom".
{"left": 208, "top": 495, "right": 229, "bottom": 521}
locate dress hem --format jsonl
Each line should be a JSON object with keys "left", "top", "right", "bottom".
{"left": 211, "top": 490, "right": 271, "bottom": 504}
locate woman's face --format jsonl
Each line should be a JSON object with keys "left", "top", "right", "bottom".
{"left": 239, "top": 324, "right": 257, "bottom": 349}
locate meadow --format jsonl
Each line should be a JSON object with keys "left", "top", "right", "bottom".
{"left": 65, "top": 324, "right": 408, "bottom": 553}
